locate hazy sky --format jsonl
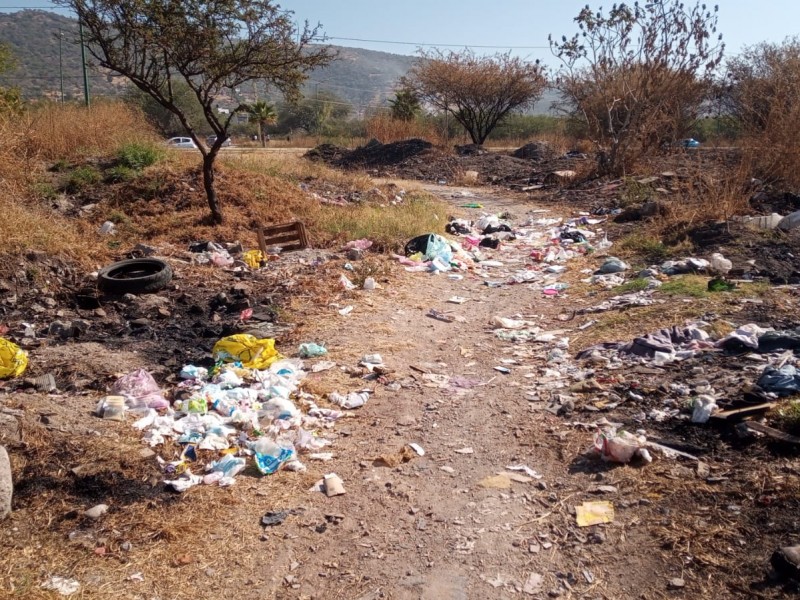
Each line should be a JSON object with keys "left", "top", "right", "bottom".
{"left": 3, "top": 0, "right": 799, "bottom": 63}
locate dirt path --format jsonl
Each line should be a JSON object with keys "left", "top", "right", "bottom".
{"left": 5, "top": 184, "right": 785, "bottom": 600}
{"left": 271, "top": 186, "right": 677, "bottom": 600}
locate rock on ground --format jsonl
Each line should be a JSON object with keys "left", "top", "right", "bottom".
{"left": 0, "top": 445, "right": 12, "bottom": 520}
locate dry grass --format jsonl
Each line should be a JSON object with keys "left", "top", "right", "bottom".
{"left": 365, "top": 113, "right": 444, "bottom": 146}
{"left": 0, "top": 103, "right": 446, "bottom": 269}
{"left": 23, "top": 101, "right": 158, "bottom": 162}
{"left": 618, "top": 158, "right": 752, "bottom": 244}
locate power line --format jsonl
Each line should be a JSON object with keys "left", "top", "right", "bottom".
{"left": 0, "top": 6, "right": 549, "bottom": 50}
{"left": 322, "top": 36, "right": 549, "bottom": 50}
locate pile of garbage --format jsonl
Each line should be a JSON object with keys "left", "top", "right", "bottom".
{"left": 395, "top": 211, "right": 612, "bottom": 290}
{"left": 97, "top": 334, "right": 346, "bottom": 492}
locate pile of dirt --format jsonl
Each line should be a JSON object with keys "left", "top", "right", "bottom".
{"left": 512, "top": 141, "right": 556, "bottom": 161}
{"left": 338, "top": 138, "right": 434, "bottom": 167}
{"left": 682, "top": 221, "right": 800, "bottom": 284}
{"left": 306, "top": 139, "right": 587, "bottom": 186}
{"left": 304, "top": 143, "right": 349, "bottom": 163}
{"left": 750, "top": 190, "right": 800, "bottom": 216}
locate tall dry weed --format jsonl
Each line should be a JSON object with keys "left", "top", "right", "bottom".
{"left": 725, "top": 39, "right": 800, "bottom": 188}
{"left": 365, "top": 113, "right": 443, "bottom": 145}
{"left": 23, "top": 100, "right": 157, "bottom": 162}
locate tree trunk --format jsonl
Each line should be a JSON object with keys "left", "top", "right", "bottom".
{"left": 260, "top": 123, "right": 266, "bottom": 148}
{"left": 202, "top": 154, "right": 223, "bottom": 224}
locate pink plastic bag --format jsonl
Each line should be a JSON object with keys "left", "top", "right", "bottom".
{"left": 344, "top": 239, "right": 373, "bottom": 251}
{"left": 111, "top": 369, "right": 170, "bottom": 410}
{"left": 593, "top": 429, "right": 652, "bottom": 463}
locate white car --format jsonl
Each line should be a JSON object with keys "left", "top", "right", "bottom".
{"left": 166, "top": 137, "right": 198, "bottom": 149}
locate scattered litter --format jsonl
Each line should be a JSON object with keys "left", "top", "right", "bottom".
{"left": 594, "top": 429, "right": 652, "bottom": 464}
{"left": 338, "top": 306, "right": 354, "bottom": 316}
{"left": 111, "top": 369, "right": 169, "bottom": 411}
{"left": 242, "top": 249, "right": 265, "bottom": 269}
{"left": 478, "top": 473, "right": 512, "bottom": 489}
{"left": 0, "top": 338, "right": 28, "bottom": 379}
{"left": 84, "top": 503, "right": 109, "bottom": 520}
{"left": 448, "top": 296, "right": 468, "bottom": 304}
{"left": 329, "top": 390, "right": 371, "bottom": 409}
{"left": 324, "top": 473, "right": 346, "bottom": 497}
{"left": 213, "top": 334, "right": 281, "bottom": 370}
{"left": 576, "top": 501, "right": 615, "bottom": 527}
{"left": 757, "top": 365, "right": 800, "bottom": 396}
{"left": 691, "top": 395, "right": 719, "bottom": 423}
{"left": 41, "top": 576, "right": 80, "bottom": 596}
{"left": 596, "top": 257, "right": 629, "bottom": 274}
{"left": 98, "top": 220, "right": 116, "bottom": 235}
{"left": 408, "top": 443, "right": 425, "bottom": 456}
{"left": 299, "top": 343, "right": 327, "bottom": 358}
{"left": 311, "top": 361, "right": 337, "bottom": 373}
{"left": 455, "top": 447, "right": 475, "bottom": 454}
{"left": 506, "top": 465, "right": 543, "bottom": 479}
{"left": 261, "top": 510, "right": 290, "bottom": 527}
{"left": 427, "top": 309, "right": 455, "bottom": 323}
{"left": 344, "top": 239, "right": 373, "bottom": 251}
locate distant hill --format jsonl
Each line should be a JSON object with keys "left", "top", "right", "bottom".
{"left": 0, "top": 9, "right": 558, "bottom": 114}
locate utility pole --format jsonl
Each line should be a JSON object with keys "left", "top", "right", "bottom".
{"left": 79, "top": 21, "right": 90, "bottom": 107}
{"left": 58, "top": 30, "right": 64, "bottom": 104}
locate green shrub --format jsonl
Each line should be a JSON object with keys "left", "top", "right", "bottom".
{"left": 117, "top": 141, "right": 164, "bottom": 170}
{"left": 32, "top": 182, "right": 58, "bottom": 200}
{"left": 65, "top": 165, "right": 101, "bottom": 192}
{"left": 104, "top": 165, "right": 137, "bottom": 183}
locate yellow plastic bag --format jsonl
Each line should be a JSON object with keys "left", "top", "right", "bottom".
{"left": 0, "top": 338, "right": 28, "bottom": 379}
{"left": 242, "top": 250, "right": 265, "bottom": 269}
{"left": 212, "top": 335, "right": 281, "bottom": 370}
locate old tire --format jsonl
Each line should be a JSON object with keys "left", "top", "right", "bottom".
{"left": 98, "top": 258, "right": 172, "bottom": 295}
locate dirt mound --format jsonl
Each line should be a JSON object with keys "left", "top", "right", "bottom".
{"left": 750, "top": 190, "right": 800, "bottom": 216}
{"left": 304, "top": 143, "right": 349, "bottom": 163}
{"left": 304, "top": 139, "right": 587, "bottom": 186}
{"left": 512, "top": 141, "right": 556, "bottom": 161}
{"left": 340, "top": 138, "right": 434, "bottom": 167}
{"left": 676, "top": 220, "right": 800, "bottom": 284}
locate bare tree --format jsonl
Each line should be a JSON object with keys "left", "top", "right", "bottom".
{"left": 57, "top": 0, "right": 333, "bottom": 223}
{"left": 551, "top": 1, "right": 724, "bottom": 176}
{"left": 403, "top": 49, "right": 546, "bottom": 145}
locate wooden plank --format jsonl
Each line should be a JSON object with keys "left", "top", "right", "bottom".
{"left": 262, "top": 223, "right": 301, "bottom": 235}
{"left": 711, "top": 402, "right": 777, "bottom": 422}
{"left": 745, "top": 421, "right": 800, "bottom": 444}
{"left": 257, "top": 228, "right": 268, "bottom": 255}
{"left": 262, "top": 233, "right": 304, "bottom": 246}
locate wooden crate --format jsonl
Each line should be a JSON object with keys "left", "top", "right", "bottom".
{"left": 257, "top": 221, "right": 309, "bottom": 254}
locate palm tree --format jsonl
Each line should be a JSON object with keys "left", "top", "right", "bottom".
{"left": 245, "top": 100, "right": 278, "bottom": 147}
